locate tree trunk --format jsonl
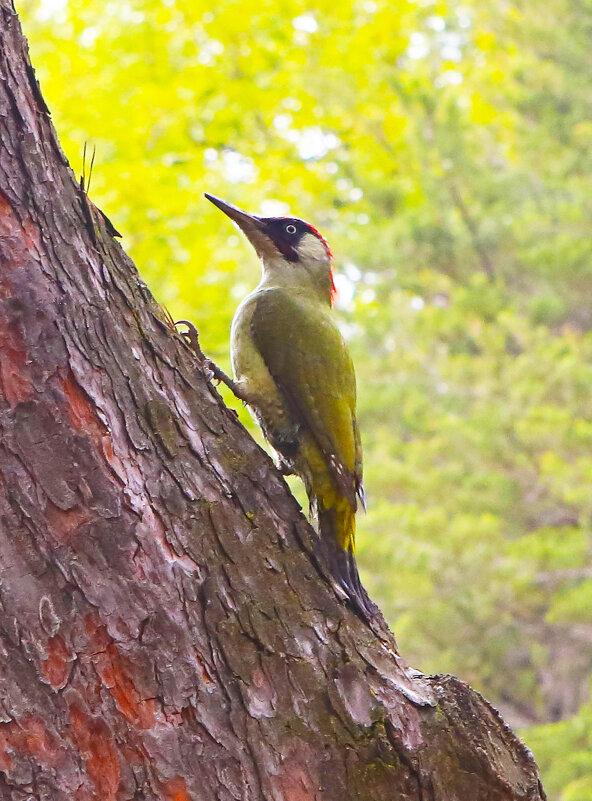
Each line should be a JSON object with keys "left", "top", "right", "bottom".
{"left": 0, "top": 4, "right": 546, "bottom": 800}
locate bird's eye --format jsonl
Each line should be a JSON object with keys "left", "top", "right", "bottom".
{"left": 285, "top": 224, "right": 297, "bottom": 234}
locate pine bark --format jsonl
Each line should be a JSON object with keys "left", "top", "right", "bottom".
{"left": 0, "top": 4, "right": 546, "bottom": 800}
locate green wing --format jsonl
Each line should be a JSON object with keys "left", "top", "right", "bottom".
{"left": 251, "top": 288, "right": 362, "bottom": 508}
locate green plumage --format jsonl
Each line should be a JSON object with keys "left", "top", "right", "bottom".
{"left": 250, "top": 288, "right": 362, "bottom": 510}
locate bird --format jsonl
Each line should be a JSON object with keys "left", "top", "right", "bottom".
{"left": 204, "top": 193, "right": 371, "bottom": 617}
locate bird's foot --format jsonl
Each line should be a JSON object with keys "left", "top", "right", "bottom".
{"left": 176, "top": 319, "right": 205, "bottom": 360}
{"left": 176, "top": 320, "right": 249, "bottom": 403}
{"left": 277, "top": 462, "right": 295, "bottom": 477}
{"left": 200, "top": 357, "right": 218, "bottom": 383}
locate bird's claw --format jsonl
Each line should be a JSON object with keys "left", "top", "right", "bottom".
{"left": 176, "top": 319, "right": 201, "bottom": 354}
{"left": 201, "top": 357, "right": 218, "bottom": 383}
{"left": 176, "top": 320, "right": 216, "bottom": 379}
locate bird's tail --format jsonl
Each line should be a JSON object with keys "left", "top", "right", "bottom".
{"left": 317, "top": 499, "right": 374, "bottom": 620}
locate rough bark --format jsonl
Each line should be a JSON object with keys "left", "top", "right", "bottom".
{"left": 0, "top": 4, "right": 546, "bottom": 800}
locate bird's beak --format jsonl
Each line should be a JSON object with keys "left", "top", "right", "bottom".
{"left": 205, "top": 193, "right": 272, "bottom": 257}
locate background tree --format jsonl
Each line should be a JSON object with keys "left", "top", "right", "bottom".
{"left": 14, "top": 0, "right": 592, "bottom": 797}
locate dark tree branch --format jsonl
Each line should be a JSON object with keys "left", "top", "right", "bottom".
{"left": 448, "top": 182, "right": 496, "bottom": 281}
{"left": 0, "top": 4, "right": 545, "bottom": 800}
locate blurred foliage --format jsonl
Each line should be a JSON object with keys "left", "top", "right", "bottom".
{"left": 528, "top": 689, "right": 592, "bottom": 801}
{"left": 17, "top": 0, "right": 592, "bottom": 795}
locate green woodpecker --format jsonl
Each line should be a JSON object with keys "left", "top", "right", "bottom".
{"left": 205, "top": 194, "right": 370, "bottom": 615}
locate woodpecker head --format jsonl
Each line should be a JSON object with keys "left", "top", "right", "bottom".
{"left": 205, "top": 193, "right": 336, "bottom": 305}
